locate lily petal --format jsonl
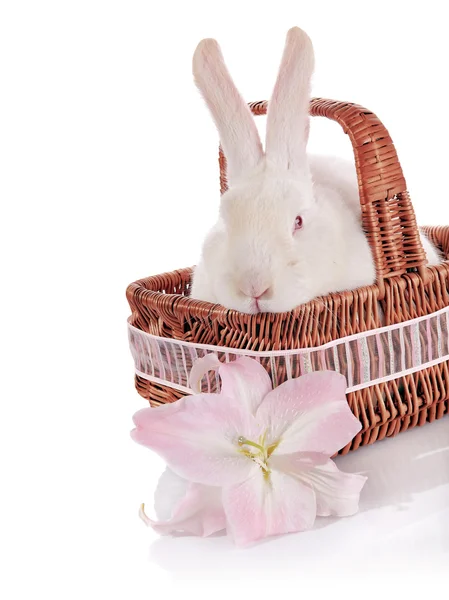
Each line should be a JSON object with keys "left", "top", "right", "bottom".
{"left": 189, "top": 353, "right": 222, "bottom": 393}
{"left": 222, "top": 469, "right": 316, "bottom": 546}
{"left": 269, "top": 451, "right": 330, "bottom": 473}
{"left": 141, "top": 468, "right": 226, "bottom": 536}
{"left": 296, "top": 459, "right": 367, "bottom": 517}
{"left": 153, "top": 467, "right": 191, "bottom": 521}
{"left": 131, "top": 393, "right": 260, "bottom": 487}
{"left": 219, "top": 357, "right": 273, "bottom": 415}
{"left": 256, "top": 371, "right": 361, "bottom": 456}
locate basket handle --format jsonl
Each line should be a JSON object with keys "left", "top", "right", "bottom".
{"left": 218, "top": 98, "right": 429, "bottom": 297}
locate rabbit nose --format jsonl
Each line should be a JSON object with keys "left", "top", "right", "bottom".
{"left": 239, "top": 281, "right": 271, "bottom": 300}
{"left": 254, "top": 288, "right": 270, "bottom": 300}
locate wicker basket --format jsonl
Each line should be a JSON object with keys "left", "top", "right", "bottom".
{"left": 127, "top": 98, "right": 449, "bottom": 454}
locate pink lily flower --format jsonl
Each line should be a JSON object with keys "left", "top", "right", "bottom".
{"left": 132, "top": 356, "right": 366, "bottom": 546}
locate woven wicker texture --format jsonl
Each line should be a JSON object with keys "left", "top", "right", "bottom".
{"left": 127, "top": 99, "right": 449, "bottom": 454}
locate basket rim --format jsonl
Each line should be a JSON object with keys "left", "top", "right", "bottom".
{"left": 126, "top": 265, "right": 384, "bottom": 323}
{"left": 127, "top": 224, "right": 449, "bottom": 327}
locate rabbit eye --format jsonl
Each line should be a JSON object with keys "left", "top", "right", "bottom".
{"left": 294, "top": 215, "right": 303, "bottom": 232}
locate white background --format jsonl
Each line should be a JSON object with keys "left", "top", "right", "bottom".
{"left": 1, "top": 1, "right": 449, "bottom": 597}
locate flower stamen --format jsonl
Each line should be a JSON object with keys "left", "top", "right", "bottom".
{"left": 139, "top": 503, "right": 151, "bottom": 527}
{"left": 237, "top": 433, "right": 275, "bottom": 479}
{"left": 267, "top": 441, "right": 280, "bottom": 457}
{"left": 237, "top": 437, "right": 265, "bottom": 454}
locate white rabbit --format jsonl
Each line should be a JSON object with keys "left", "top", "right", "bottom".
{"left": 190, "top": 27, "right": 440, "bottom": 314}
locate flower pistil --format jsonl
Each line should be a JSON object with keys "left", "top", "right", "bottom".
{"left": 237, "top": 433, "right": 279, "bottom": 479}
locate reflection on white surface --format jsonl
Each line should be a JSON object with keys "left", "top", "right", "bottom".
{"left": 148, "top": 416, "right": 449, "bottom": 578}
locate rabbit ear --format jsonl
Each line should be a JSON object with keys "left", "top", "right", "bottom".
{"left": 193, "top": 39, "right": 263, "bottom": 184}
{"left": 265, "top": 27, "right": 315, "bottom": 172}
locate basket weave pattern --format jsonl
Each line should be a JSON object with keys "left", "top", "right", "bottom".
{"left": 127, "top": 99, "right": 449, "bottom": 454}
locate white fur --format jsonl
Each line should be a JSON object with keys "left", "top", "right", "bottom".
{"left": 265, "top": 27, "right": 314, "bottom": 171}
{"left": 193, "top": 38, "right": 263, "bottom": 184}
{"left": 191, "top": 28, "right": 441, "bottom": 314}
